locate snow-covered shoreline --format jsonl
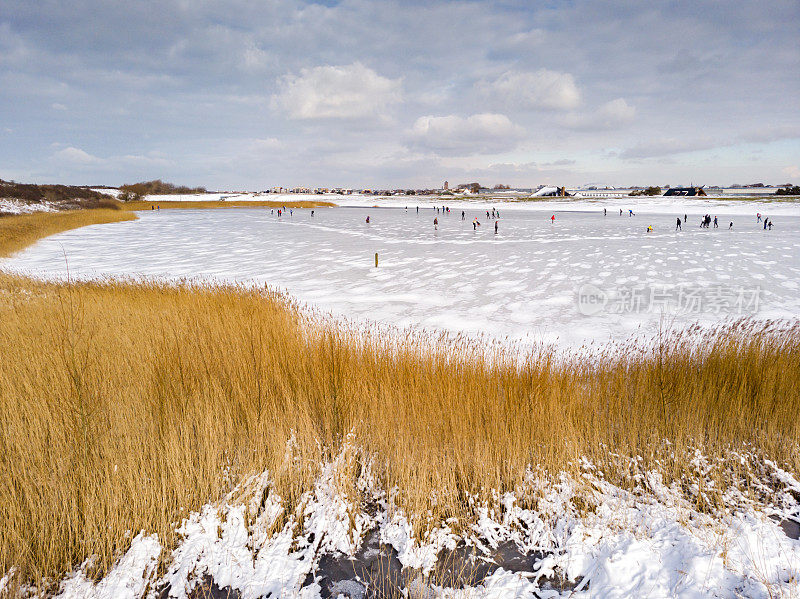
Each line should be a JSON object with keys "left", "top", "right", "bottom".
{"left": 44, "top": 447, "right": 800, "bottom": 598}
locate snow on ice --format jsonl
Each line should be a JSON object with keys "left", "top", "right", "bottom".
{"left": 3, "top": 201, "right": 799, "bottom": 349}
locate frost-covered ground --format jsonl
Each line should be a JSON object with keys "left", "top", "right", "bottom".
{"left": 0, "top": 198, "right": 56, "bottom": 215}
{"left": 3, "top": 203, "right": 799, "bottom": 348}
{"left": 47, "top": 448, "right": 800, "bottom": 599}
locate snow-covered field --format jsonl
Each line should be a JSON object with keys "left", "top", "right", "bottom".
{"left": 3, "top": 201, "right": 799, "bottom": 349}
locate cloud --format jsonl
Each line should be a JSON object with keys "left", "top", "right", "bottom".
{"left": 52, "top": 146, "right": 172, "bottom": 169}
{"left": 620, "top": 137, "right": 723, "bottom": 160}
{"left": 407, "top": 113, "right": 525, "bottom": 156}
{"left": 477, "top": 69, "right": 581, "bottom": 111}
{"left": 53, "top": 147, "right": 101, "bottom": 164}
{"left": 271, "top": 62, "right": 402, "bottom": 120}
{"left": 739, "top": 125, "right": 800, "bottom": 144}
{"left": 2, "top": 1, "right": 799, "bottom": 187}
{"left": 561, "top": 98, "right": 636, "bottom": 131}
{"left": 782, "top": 165, "right": 800, "bottom": 180}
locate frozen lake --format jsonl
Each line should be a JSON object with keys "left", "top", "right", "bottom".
{"left": 4, "top": 205, "right": 800, "bottom": 348}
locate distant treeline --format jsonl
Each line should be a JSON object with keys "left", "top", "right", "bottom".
{"left": 118, "top": 180, "right": 207, "bottom": 200}
{"left": 776, "top": 185, "right": 800, "bottom": 196}
{"left": 628, "top": 186, "right": 661, "bottom": 196}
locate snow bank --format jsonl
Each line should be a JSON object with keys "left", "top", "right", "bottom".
{"left": 42, "top": 450, "right": 800, "bottom": 598}
{"left": 0, "top": 199, "right": 56, "bottom": 215}
{"left": 56, "top": 533, "right": 160, "bottom": 599}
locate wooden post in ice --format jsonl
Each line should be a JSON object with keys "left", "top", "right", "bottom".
{"left": 375, "top": 252, "right": 379, "bottom": 267}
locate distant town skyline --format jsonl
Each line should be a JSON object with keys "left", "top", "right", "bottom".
{"left": 1, "top": 1, "right": 798, "bottom": 189}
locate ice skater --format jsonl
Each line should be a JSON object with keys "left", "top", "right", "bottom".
{"left": 366, "top": 215, "right": 370, "bottom": 224}
{"left": 620, "top": 208, "right": 623, "bottom": 216}
{"left": 461, "top": 210, "right": 465, "bottom": 220}
{"left": 604, "top": 208, "right": 607, "bottom": 216}
{"left": 757, "top": 213, "right": 762, "bottom": 223}
{"left": 494, "top": 220, "right": 498, "bottom": 234}
{"left": 629, "top": 209, "right": 634, "bottom": 217}
{"left": 434, "top": 217, "right": 438, "bottom": 230}
{"left": 729, "top": 221, "right": 733, "bottom": 230}
{"left": 713, "top": 216, "right": 718, "bottom": 228}
{"left": 764, "top": 218, "right": 768, "bottom": 230}
{"left": 676, "top": 217, "right": 682, "bottom": 231}
{"left": 768, "top": 220, "right": 773, "bottom": 230}
{"left": 551, "top": 214, "right": 555, "bottom": 223}
{"left": 311, "top": 210, "right": 314, "bottom": 217}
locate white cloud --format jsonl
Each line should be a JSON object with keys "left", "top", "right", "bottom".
{"left": 740, "top": 125, "right": 800, "bottom": 144}
{"left": 561, "top": 98, "right": 636, "bottom": 130}
{"left": 271, "top": 62, "right": 402, "bottom": 120}
{"left": 247, "top": 137, "right": 282, "bottom": 151}
{"left": 782, "top": 165, "right": 800, "bottom": 180}
{"left": 620, "top": 136, "right": 722, "bottom": 159}
{"left": 477, "top": 69, "right": 581, "bottom": 111}
{"left": 407, "top": 113, "right": 525, "bottom": 156}
{"left": 51, "top": 103, "right": 67, "bottom": 111}
{"left": 52, "top": 147, "right": 173, "bottom": 169}
{"left": 53, "top": 146, "right": 101, "bottom": 164}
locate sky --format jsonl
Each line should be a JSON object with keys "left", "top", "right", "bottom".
{"left": 1, "top": 0, "right": 799, "bottom": 190}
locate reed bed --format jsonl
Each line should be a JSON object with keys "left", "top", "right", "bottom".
{"left": 0, "top": 209, "right": 136, "bottom": 258}
{"left": 0, "top": 273, "right": 798, "bottom": 592}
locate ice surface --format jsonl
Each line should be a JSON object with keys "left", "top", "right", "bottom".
{"left": 3, "top": 204, "right": 799, "bottom": 348}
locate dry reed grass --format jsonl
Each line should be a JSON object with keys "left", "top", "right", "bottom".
{"left": 0, "top": 209, "right": 136, "bottom": 258}
{"left": 0, "top": 272, "right": 798, "bottom": 592}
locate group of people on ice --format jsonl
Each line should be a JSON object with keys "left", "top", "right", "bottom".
{"left": 343, "top": 204, "right": 778, "bottom": 237}
{"left": 757, "top": 213, "right": 774, "bottom": 229}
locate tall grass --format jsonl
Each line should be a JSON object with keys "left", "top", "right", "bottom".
{"left": 0, "top": 274, "right": 798, "bottom": 591}
{"left": 0, "top": 209, "right": 136, "bottom": 258}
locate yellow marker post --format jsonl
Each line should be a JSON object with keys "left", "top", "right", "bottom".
{"left": 375, "top": 252, "right": 379, "bottom": 267}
